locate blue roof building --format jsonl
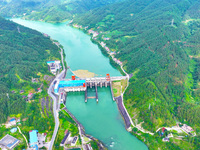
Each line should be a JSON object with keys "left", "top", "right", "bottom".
{"left": 47, "top": 61, "right": 55, "bottom": 64}
{"left": 32, "top": 144, "right": 39, "bottom": 150}
{"left": 29, "top": 130, "right": 38, "bottom": 147}
{"left": 59, "top": 80, "right": 86, "bottom": 87}
{"left": 9, "top": 118, "right": 16, "bottom": 123}
{"left": 10, "top": 128, "right": 17, "bottom": 133}
{"left": 54, "top": 80, "right": 86, "bottom": 94}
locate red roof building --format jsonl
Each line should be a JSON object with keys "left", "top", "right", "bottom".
{"left": 162, "top": 127, "right": 166, "bottom": 133}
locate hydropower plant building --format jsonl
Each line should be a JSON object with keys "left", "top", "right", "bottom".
{"left": 54, "top": 80, "right": 86, "bottom": 94}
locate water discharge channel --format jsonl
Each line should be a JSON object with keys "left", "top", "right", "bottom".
{"left": 11, "top": 18, "right": 148, "bottom": 150}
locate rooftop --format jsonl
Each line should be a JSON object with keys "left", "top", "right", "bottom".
{"left": 60, "top": 131, "right": 70, "bottom": 145}
{"left": 71, "top": 136, "right": 78, "bottom": 144}
{"left": 29, "top": 130, "right": 38, "bottom": 146}
{"left": 47, "top": 61, "right": 55, "bottom": 64}
{"left": 9, "top": 118, "right": 16, "bottom": 122}
{"left": 10, "top": 128, "right": 17, "bottom": 133}
{"left": 0, "top": 134, "right": 20, "bottom": 149}
{"left": 59, "top": 80, "right": 86, "bottom": 84}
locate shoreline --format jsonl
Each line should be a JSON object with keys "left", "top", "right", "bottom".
{"left": 69, "top": 23, "right": 135, "bottom": 130}
{"left": 49, "top": 36, "right": 106, "bottom": 150}
{"left": 70, "top": 23, "right": 156, "bottom": 137}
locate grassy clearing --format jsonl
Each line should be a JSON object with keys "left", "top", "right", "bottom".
{"left": 121, "top": 79, "right": 128, "bottom": 93}
{"left": 112, "top": 81, "right": 121, "bottom": 97}
{"left": 15, "top": 73, "right": 25, "bottom": 82}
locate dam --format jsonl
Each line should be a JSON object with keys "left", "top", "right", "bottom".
{"left": 54, "top": 74, "right": 128, "bottom": 103}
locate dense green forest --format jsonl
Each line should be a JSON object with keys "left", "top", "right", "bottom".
{"left": 0, "top": 0, "right": 122, "bottom": 22}
{"left": 0, "top": 0, "right": 46, "bottom": 17}
{"left": 0, "top": 16, "right": 60, "bottom": 125}
{"left": 72, "top": 0, "right": 200, "bottom": 149}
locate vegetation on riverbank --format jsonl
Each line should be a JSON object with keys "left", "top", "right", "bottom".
{"left": 112, "top": 79, "right": 128, "bottom": 97}
{"left": 131, "top": 127, "right": 200, "bottom": 150}
{"left": 90, "top": 37, "right": 125, "bottom": 75}
{"left": 71, "top": 0, "right": 200, "bottom": 149}
{"left": 0, "top": 16, "right": 62, "bottom": 148}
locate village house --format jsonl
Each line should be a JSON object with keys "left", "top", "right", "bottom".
{"left": 10, "top": 127, "right": 17, "bottom": 133}
{"left": 37, "top": 88, "right": 42, "bottom": 93}
{"left": 162, "top": 137, "right": 169, "bottom": 142}
{"left": 47, "top": 60, "right": 61, "bottom": 75}
{"left": 85, "top": 143, "right": 93, "bottom": 150}
{"left": 43, "top": 33, "right": 49, "bottom": 37}
{"left": 22, "top": 95, "right": 26, "bottom": 99}
{"left": 28, "top": 93, "right": 33, "bottom": 100}
{"left": 19, "top": 90, "right": 24, "bottom": 94}
{"left": 71, "top": 136, "right": 78, "bottom": 146}
{"left": 32, "top": 78, "right": 39, "bottom": 83}
{"left": 100, "top": 42, "right": 106, "bottom": 47}
{"left": 105, "top": 46, "right": 110, "bottom": 52}
{"left": 103, "top": 37, "right": 110, "bottom": 40}
{"left": 60, "top": 131, "right": 71, "bottom": 146}
{"left": 181, "top": 124, "right": 194, "bottom": 133}
{"left": 73, "top": 24, "right": 83, "bottom": 29}
{"left": 9, "top": 118, "right": 17, "bottom": 126}
{"left": 88, "top": 29, "right": 99, "bottom": 38}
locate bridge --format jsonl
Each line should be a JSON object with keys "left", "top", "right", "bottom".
{"left": 61, "top": 76, "right": 127, "bottom": 82}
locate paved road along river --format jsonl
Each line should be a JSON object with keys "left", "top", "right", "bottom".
{"left": 12, "top": 18, "right": 148, "bottom": 150}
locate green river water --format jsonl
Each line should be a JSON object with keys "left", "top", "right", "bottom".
{"left": 11, "top": 18, "right": 148, "bottom": 150}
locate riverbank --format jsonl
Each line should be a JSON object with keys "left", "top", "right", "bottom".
{"left": 47, "top": 31, "right": 108, "bottom": 150}
{"left": 70, "top": 23, "right": 138, "bottom": 131}
{"left": 63, "top": 106, "right": 106, "bottom": 150}
{"left": 69, "top": 23, "right": 159, "bottom": 150}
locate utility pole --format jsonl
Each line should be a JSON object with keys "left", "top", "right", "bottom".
{"left": 6, "top": 93, "right": 9, "bottom": 99}
{"left": 171, "top": 19, "right": 174, "bottom": 26}
{"left": 17, "top": 26, "right": 20, "bottom": 33}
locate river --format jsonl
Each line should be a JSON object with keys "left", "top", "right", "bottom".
{"left": 11, "top": 18, "right": 148, "bottom": 150}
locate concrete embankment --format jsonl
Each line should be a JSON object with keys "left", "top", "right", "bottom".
{"left": 115, "top": 96, "right": 131, "bottom": 129}
{"left": 110, "top": 81, "right": 115, "bottom": 101}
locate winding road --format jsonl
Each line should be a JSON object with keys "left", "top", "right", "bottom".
{"left": 48, "top": 45, "right": 66, "bottom": 150}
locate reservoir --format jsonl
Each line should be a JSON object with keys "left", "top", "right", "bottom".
{"left": 12, "top": 18, "right": 148, "bottom": 150}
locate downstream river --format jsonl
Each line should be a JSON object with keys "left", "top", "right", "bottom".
{"left": 12, "top": 18, "right": 148, "bottom": 150}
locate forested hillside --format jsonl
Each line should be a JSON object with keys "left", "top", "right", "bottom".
{"left": 0, "top": 0, "right": 122, "bottom": 22}
{"left": 0, "top": 0, "right": 47, "bottom": 17}
{"left": 72, "top": 0, "right": 200, "bottom": 149}
{"left": 0, "top": 16, "right": 60, "bottom": 124}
